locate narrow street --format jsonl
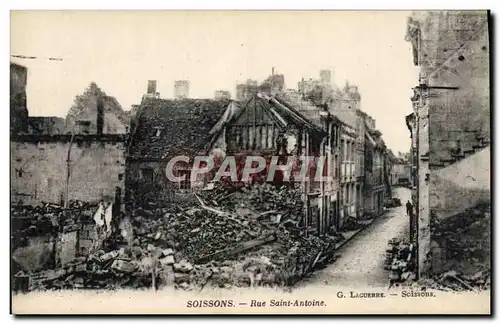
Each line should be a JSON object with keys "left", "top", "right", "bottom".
{"left": 301, "top": 187, "right": 411, "bottom": 289}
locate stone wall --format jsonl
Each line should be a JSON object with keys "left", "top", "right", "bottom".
{"left": 11, "top": 134, "right": 126, "bottom": 206}
{"left": 407, "top": 10, "right": 490, "bottom": 277}
{"left": 424, "top": 12, "right": 490, "bottom": 168}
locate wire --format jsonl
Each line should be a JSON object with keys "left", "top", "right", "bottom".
{"left": 10, "top": 54, "right": 63, "bottom": 61}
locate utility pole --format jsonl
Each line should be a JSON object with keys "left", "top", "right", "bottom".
{"left": 65, "top": 131, "right": 75, "bottom": 210}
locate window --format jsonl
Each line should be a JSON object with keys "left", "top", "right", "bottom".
{"left": 308, "top": 205, "right": 319, "bottom": 229}
{"left": 141, "top": 168, "right": 154, "bottom": 183}
{"left": 340, "top": 140, "right": 345, "bottom": 161}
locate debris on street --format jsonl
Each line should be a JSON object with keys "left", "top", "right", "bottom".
{"left": 12, "top": 183, "right": 344, "bottom": 292}
{"left": 385, "top": 237, "right": 416, "bottom": 288}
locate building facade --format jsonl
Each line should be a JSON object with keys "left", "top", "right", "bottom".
{"left": 340, "top": 123, "right": 357, "bottom": 221}
{"left": 406, "top": 10, "right": 490, "bottom": 277}
{"left": 390, "top": 157, "right": 411, "bottom": 186}
{"left": 364, "top": 127, "right": 386, "bottom": 217}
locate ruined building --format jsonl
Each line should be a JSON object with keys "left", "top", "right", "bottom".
{"left": 405, "top": 11, "right": 490, "bottom": 278}
{"left": 10, "top": 63, "right": 29, "bottom": 134}
{"left": 207, "top": 92, "right": 343, "bottom": 234}
{"left": 11, "top": 79, "right": 129, "bottom": 273}
{"left": 126, "top": 96, "right": 231, "bottom": 206}
{"left": 65, "top": 82, "right": 130, "bottom": 135}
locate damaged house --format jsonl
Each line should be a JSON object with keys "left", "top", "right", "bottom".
{"left": 11, "top": 82, "right": 128, "bottom": 281}
{"left": 126, "top": 90, "right": 343, "bottom": 235}
{"left": 206, "top": 92, "right": 342, "bottom": 235}
{"left": 126, "top": 97, "right": 233, "bottom": 206}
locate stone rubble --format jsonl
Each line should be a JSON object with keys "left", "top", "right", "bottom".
{"left": 13, "top": 183, "right": 344, "bottom": 292}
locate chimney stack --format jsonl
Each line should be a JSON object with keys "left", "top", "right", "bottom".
{"left": 147, "top": 80, "right": 157, "bottom": 95}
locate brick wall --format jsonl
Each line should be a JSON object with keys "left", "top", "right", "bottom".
{"left": 11, "top": 135, "right": 126, "bottom": 206}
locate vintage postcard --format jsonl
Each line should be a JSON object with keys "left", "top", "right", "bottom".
{"left": 10, "top": 10, "right": 491, "bottom": 315}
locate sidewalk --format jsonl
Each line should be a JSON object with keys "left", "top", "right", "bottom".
{"left": 335, "top": 218, "right": 375, "bottom": 250}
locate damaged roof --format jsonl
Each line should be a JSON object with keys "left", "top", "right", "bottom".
{"left": 128, "top": 98, "right": 231, "bottom": 160}
{"left": 256, "top": 93, "right": 326, "bottom": 134}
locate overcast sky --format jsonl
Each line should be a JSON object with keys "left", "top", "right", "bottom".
{"left": 11, "top": 10, "right": 418, "bottom": 153}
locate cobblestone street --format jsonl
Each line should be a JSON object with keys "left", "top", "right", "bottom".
{"left": 300, "top": 187, "right": 411, "bottom": 289}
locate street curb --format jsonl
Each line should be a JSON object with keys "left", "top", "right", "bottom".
{"left": 335, "top": 219, "right": 376, "bottom": 250}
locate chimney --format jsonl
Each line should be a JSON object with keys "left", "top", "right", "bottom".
{"left": 96, "top": 97, "right": 104, "bottom": 135}
{"left": 147, "top": 80, "right": 157, "bottom": 95}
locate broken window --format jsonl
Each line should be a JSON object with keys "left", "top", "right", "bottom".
{"left": 141, "top": 168, "right": 154, "bottom": 183}
{"left": 76, "top": 120, "right": 91, "bottom": 134}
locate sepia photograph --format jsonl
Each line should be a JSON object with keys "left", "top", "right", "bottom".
{"left": 9, "top": 9, "right": 491, "bottom": 315}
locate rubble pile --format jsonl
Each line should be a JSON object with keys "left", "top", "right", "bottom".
{"left": 385, "top": 238, "right": 416, "bottom": 287}
{"left": 13, "top": 184, "right": 342, "bottom": 292}
{"left": 342, "top": 217, "right": 363, "bottom": 231}
{"left": 126, "top": 183, "right": 342, "bottom": 290}
{"left": 416, "top": 269, "right": 490, "bottom": 292}
{"left": 11, "top": 201, "right": 96, "bottom": 250}
{"left": 418, "top": 202, "right": 491, "bottom": 292}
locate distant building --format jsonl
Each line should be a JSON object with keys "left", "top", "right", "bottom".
{"left": 319, "top": 69, "right": 332, "bottom": 84}
{"left": 261, "top": 72, "right": 285, "bottom": 95}
{"left": 298, "top": 69, "right": 341, "bottom": 106}
{"left": 214, "top": 90, "right": 231, "bottom": 100}
{"left": 174, "top": 80, "right": 190, "bottom": 99}
{"left": 235, "top": 79, "right": 259, "bottom": 101}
